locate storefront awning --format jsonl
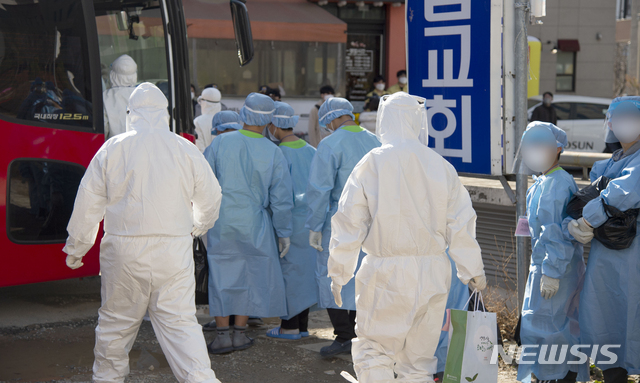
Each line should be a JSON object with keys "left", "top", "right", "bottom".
{"left": 557, "top": 39, "right": 580, "bottom": 52}
{"left": 183, "top": 0, "right": 347, "bottom": 43}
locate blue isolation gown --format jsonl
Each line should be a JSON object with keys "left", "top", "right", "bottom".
{"left": 580, "top": 147, "right": 640, "bottom": 374}
{"left": 203, "top": 129, "right": 293, "bottom": 318}
{"left": 518, "top": 168, "right": 589, "bottom": 382}
{"left": 435, "top": 254, "right": 470, "bottom": 373}
{"left": 278, "top": 139, "right": 319, "bottom": 320}
{"left": 305, "top": 125, "right": 380, "bottom": 310}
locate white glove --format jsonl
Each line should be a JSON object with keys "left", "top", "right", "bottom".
{"left": 309, "top": 230, "right": 323, "bottom": 252}
{"left": 330, "top": 280, "right": 343, "bottom": 307}
{"left": 540, "top": 275, "right": 560, "bottom": 299}
{"left": 278, "top": 237, "right": 291, "bottom": 258}
{"left": 66, "top": 254, "right": 84, "bottom": 270}
{"left": 568, "top": 217, "right": 594, "bottom": 244}
{"left": 469, "top": 275, "right": 487, "bottom": 291}
{"left": 191, "top": 226, "right": 208, "bottom": 238}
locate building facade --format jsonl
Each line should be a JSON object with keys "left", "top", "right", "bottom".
{"left": 527, "top": 0, "right": 616, "bottom": 98}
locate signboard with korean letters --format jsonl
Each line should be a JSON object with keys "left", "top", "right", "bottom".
{"left": 407, "top": 0, "right": 503, "bottom": 175}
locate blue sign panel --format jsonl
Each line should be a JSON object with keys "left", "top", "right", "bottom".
{"left": 407, "top": 0, "right": 502, "bottom": 175}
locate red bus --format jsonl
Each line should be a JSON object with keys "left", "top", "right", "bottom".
{"left": 0, "top": 0, "right": 252, "bottom": 287}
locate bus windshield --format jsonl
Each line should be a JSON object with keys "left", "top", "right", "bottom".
{"left": 96, "top": 1, "right": 170, "bottom": 138}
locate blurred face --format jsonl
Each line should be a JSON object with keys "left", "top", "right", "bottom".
{"left": 374, "top": 80, "right": 386, "bottom": 91}
{"left": 522, "top": 144, "right": 558, "bottom": 173}
{"left": 543, "top": 95, "right": 553, "bottom": 106}
{"left": 612, "top": 114, "right": 640, "bottom": 143}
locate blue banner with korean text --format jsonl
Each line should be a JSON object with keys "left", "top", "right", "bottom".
{"left": 407, "top": 0, "right": 502, "bottom": 175}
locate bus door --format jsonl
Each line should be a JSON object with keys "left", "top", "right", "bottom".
{"left": 0, "top": 0, "right": 105, "bottom": 287}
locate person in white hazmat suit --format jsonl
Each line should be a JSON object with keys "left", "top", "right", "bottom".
{"left": 63, "top": 83, "right": 223, "bottom": 383}
{"left": 328, "top": 93, "right": 487, "bottom": 382}
{"left": 103, "top": 54, "right": 138, "bottom": 139}
{"left": 194, "top": 87, "right": 222, "bottom": 152}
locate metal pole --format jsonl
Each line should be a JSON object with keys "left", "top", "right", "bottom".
{"left": 514, "top": 0, "right": 530, "bottom": 309}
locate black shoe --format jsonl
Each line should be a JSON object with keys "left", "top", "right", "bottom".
{"left": 320, "top": 340, "right": 352, "bottom": 357}
{"left": 202, "top": 320, "right": 216, "bottom": 331}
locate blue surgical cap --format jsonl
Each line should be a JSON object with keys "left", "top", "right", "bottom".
{"left": 239, "top": 92, "right": 276, "bottom": 126}
{"left": 272, "top": 102, "right": 299, "bottom": 129}
{"left": 318, "top": 97, "right": 355, "bottom": 126}
{"left": 212, "top": 110, "right": 242, "bottom": 133}
{"left": 522, "top": 121, "right": 567, "bottom": 149}
{"left": 604, "top": 97, "right": 640, "bottom": 143}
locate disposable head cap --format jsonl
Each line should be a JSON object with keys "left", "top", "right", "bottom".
{"left": 198, "top": 87, "right": 222, "bottom": 115}
{"left": 521, "top": 121, "right": 564, "bottom": 151}
{"left": 127, "top": 82, "right": 169, "bottom": 131}
{"left": 318, "top": 97, "right": 355, "bottom": 126}
{"left": 239, "top": 92, "right": 275, "bottom": 126}
{"left": 376, "top": 92, "right": 427, "bottom": 144}
{"left": 110, "top": 54, "right": 137, "bottom": 87}
{"left": 212, "top": 110, "right": 242, "bottom": 133}
{"left": 271, "top": 101, "right": 299, "bottom": 129}
{"left": 604, "top": 97, "right": 640, "bottom": 143}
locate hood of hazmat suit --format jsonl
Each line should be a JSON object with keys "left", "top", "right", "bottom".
{"left": 305, "top": 98, "right": 380, "bottom": 311}
{"left": 276, "top": 134, "right": 318, "bottom": 320}
{"left": 203, "top": 123, "right": 294, "bottom": 318}
{"left": 576, "top": 113, "right": 640, "bottom": 373}
{"left": 194, "top": 87, "right": 223, "bottom": 152}
{"left": 63, "top": 82, "right": 222, "bottom": 383}
{"left": 103, "top": 54, "right": 138, "bottom": 139}
{"left": 327, "top": 92, "right": 485, "bottom": 382}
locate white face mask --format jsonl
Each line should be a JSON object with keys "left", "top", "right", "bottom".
{"left": 613, "top": 117, "right": 640, "bottom": 143}
{"left": 375, "top": 83, "right": 386, "bottom": 91}
{"left": 191, "top": 91, "right": 195, "bottom": 100}
{"left": 398, "top": 76, "right": 408, "bottom": 85}
{"left": 522, "top": 146, "right": 557, "bottom": 173}
{"left": 323, "top": 94, "right": 334, "bottom": 102}
{"left": 267, "top": 124, "right": 279, "bottom": 143}
{"left": 543, "top": 97, "right": 552, "bottom": 106}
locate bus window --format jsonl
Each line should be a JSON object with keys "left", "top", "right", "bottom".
{"left": 96, "top": 4, "right": 170, "bottom": 139}
{"left": 0, "top": 0, "right": 93, "bottom": 129}
{"left": 7, "top": 159, "right": 86, "bottom": 244}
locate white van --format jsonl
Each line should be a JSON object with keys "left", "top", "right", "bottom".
{"left": 528, "top": 95, "right": 612, "bottom": 153}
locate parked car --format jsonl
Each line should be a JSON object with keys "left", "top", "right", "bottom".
{"left": 528, "top": 95, "right": 612, "bottom": 153}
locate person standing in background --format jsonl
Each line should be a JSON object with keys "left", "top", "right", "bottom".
{"left": 103, "top": 54, "right": 137, "bottom": 139}
{"left": 387, "top": 70, "right": 408, "bottom": 94}
{"left": 531, "top": 91, "right": 557, "bottom": 125}
{"left": 364, "top": 75, "right": 388, "bottom": 111}
{"left": 308, "top": 85, "right": 335, "bottom": 148}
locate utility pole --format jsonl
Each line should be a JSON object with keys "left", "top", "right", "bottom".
{"left": 514, "top": 0, "right": 530, "bottom": 308}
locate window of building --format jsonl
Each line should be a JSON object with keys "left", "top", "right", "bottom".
{"left": 617, "top": 0, "right": 632, "bottom": 20}
{"left": 189, "top": 39, "right": 345, "bottom": 98}
{"left": 7, "top": 159, "right": 86, "bottom": 244}
{"left": 0, "top": 0, "right": 93, "bottom": 129}
{"left": 556, "top": 52, "right": 576, "bottom": 92}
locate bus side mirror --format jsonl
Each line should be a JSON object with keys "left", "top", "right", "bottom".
{"left": 230, "top": 0, "right": 254, "bottom": 66}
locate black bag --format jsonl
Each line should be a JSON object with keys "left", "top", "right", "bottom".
{"left": 566, "top": 176, "right": 611, "bottom": 219}
{"left": 594, "top": 204, "right": 640, "bottom": 250}
{"left": 566, "top": 175, "right": 639, "bottom": 250}
{"left": 193, "top": 237, "right": 209, "bottom": 305}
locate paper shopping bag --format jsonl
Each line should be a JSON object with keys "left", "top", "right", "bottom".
{"left": 443, "top": 291, "right": 498, "bottom": 383}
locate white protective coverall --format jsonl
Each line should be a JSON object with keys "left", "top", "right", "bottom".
{"left": 103, "top": 54, "right": 137, "bottom": 139}
{"left": 63, "top": 83, "right": 222, "bottom": 383}
{"left": 194, "top": 87, "right": 222, "bottom": 152}
{"left": 328, "top": 93, "right": 485, "bottom": 382}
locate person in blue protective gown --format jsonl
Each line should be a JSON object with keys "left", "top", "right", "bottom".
{"left": 263, "top": 102, "right": 319, "bottom": 340}
{"left": 305, "top": 97, "right": 381, "bottom": 356}
{"left": 568, "top": 97, "right": 640, "bottom": 383}
{"left": 434, "top": 254, "right": 470, "bottom": 382}
{"left": 211, "top": 110, "right": 242, "bottom": 136}
{"left": 203, "top": 92, "right": 294, "bottom": 354}
{"left": 517, "top": 121, "right": 589, "bottom": 383}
